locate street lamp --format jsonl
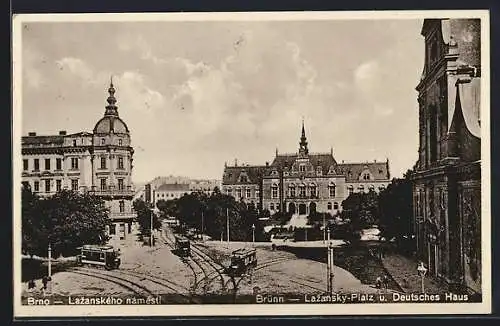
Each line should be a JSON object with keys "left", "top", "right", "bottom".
{"left": 150, "top": 209, "right": 154, "bottom": 247}
{"left": 252, "top": 224, "right": 255, "bottom": 245}
{"left": 417, "top": 262, "right": 427, "bottom": 293}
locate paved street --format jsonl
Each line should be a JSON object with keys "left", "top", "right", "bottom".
{"left": 22, "top": 225, "right": 383, "bottom": 302}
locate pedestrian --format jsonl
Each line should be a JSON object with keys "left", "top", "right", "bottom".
{"left": 27, "top": 279, "right": 35, "bottom": 292}
{"left": 383, "top": 275, "right": 390, "bottom": 291}
{"left": 42, "top": 276, "right": 48, "bottom": 291}
{"left": 375, "top": 276, "right": 382, "bottom": 290}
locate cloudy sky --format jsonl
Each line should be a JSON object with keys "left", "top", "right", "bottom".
{"left": 19, "top": 16, "right": 424, "bottom": 183}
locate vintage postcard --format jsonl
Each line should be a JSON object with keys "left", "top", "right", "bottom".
{"left": 12, "top": 10, "right": 491, "bottom": 318}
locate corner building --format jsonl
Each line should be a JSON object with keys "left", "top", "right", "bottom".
{"left": 412, "top": 19, "right": 481, "bottom": 295}
{"left": 222, "top": 123, "right": 391, "bottom": 221}
{"left": 21, "top": 81, "right": 136, "bottom": 239}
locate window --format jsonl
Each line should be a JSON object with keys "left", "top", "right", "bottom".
{"left": 44, "top": 159, "right": 50, "bottom": 170}
{"left": 71, "top": 158, "right": 79, "bottom": 169}
{"left": 299, "top": 164, "right": 306, "bottom": 172}
{"left": 369, "top": 185, "right": 375, "bottom": 192}
{"left": 270, "top": 203, "right": 275, "bottom": 211}
{"left": 101, "top": 138, "right": 105, "bottom": 145}
{"left": 100, "top": 178, "right": 107, "bottom": 191}
{"left": 236, "top": 188, "right": 242, "bottom": 198}
{"left": 271, "top": 184, "right": 278, "bottom": 199}
{"left": 56, "top": 158, "right": 62, "bottom": 170}
{"left": 71, "top": 179, "right": 79, "bottom": 191}
{"left": 118, "top": 179, "right": 124, "bottom": 191}
{"left": 109, "top": 225, "right": 116, "bottom": 235}
{"left": 327, "top": 202, "right": 332, "bottom": 210}
{"left": 317, "top": 166, "right": 322, "bottom": 175}
{"left": 255, "top": 189, "right": 260, "bottom": 198}
{"left": 362, "top": 173, "right": 371, "bottom": 180}
{"left": 100, "top": 157, "right": 106, "bottom": 169}
{"left": 45, "top": 179, "right": 51, "bottom": 192}
{"left": 289, "top": 185, "right": 296, "bottom": 198}
{"left": 299, "top": 184, "right": 306, "bottom": 197}
{"left": 329, "top": 183, "right": 336, "bottom": 197}
{"left": 358, "top": 185, "right": 364, "bottom": 193}
{"left": 56, "top": 180, "right": 62, "bottom": 192}
{"left": 348, "top": 186, "right": 354, "bottom": 195}
{"left": 309, "top": 184, "right": 317, "bottom": 197}
{"left": 34, "top": 181, "right": 39, "bottom": 192}
{"left": 227, "top": 188, "right": 233, "bottom": 196}
{"left": 34, "top": 159, "right": 39, "bottom": 171}
{"left": 119, "top": 200, "right": 125, "bottom": 213}
{"left": 246, "top": 188, "right": 251, "bottom": 198}
{"left": 118, "top": 157, "right": 124, "bottom": 169}
{"left": 118, "top": 139, "right": 123, "bottom": 146}
{"left": 333, "top": 202, "right": 339, "bottom": 210}
{"left": 73, "top": 139, "right": 77, "bottom": 146}
{"left": 23, "top": 159, "right": 28, "bottom": 171}
{"left": 379, "top": 185, "right": 386, "bottom": 192}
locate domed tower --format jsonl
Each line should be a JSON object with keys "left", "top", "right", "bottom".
{"left": 92, "top": 79, "right": 135, "bottom": 238}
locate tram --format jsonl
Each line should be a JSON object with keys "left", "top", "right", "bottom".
{"left": 76, "top": 245, "right": 121, "bottom": 270}
{"left": 228, "top": 248, "right": 257, "bottom": 277}
{"left": 175, "top": 236, "right": 191, "bottom": 257}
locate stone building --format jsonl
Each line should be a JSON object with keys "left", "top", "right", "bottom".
{"left": 21, "top": 81, "right": 136, "bottom": 239}
{"left": 411, "top": 19, "right": 481, "bottom": 295}
{"left": 222, "top": 122, "right": 391, "bottom": 224}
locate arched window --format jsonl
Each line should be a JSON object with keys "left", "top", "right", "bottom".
{"left": 327, "top": 202, "right": 332, "bottom": 210}
{"left": 358, "top": 185, "right": 365, "bottom": 193}
{"left": 270, "top": 203, "right": 275, "bottom": 211}
{"left": 379, "top": 185, "right": 386, "bottom": 192}
{"left": 271, "top": 184, "right": 278, "bottom": 198}
{"left": 101, "top": 138, "right": 105, "bottom": 145}
{"left": 329, "top": 182, "right": 336, "bottom": 197}
{"left": 347, "top": 185, "right": 354, "bottom": 195}
{"left": 299, "top": 184, "right": 306, "bottom": 197}
{"left": 333, "top": 202, "right": 339, "bottom": 210}
{"left": 309, "top": 183, "right": 317, "bottom": 197}
{"left": 118, "top": 139, "right": 123, "bottom": 146}
{"left": 369, "top": 185, "right": 375, "bottom": 192}
{"left": 289, "top": 183, "right": 296, "bottom": 198}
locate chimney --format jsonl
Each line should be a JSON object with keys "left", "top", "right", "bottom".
{"left": 59, "top": 130, "right": 67, "bottom": 135}
{"left": 374, "top": 159, "right": 377, "bottom": 163}
{"left": 28, "top": 132, "right": 36, "bottom": 136}
{"left": 342, "top": 160, "right": 344, "bottom": 163}
{"left": 266, "top": 162, "right": 269, "bottom": 167}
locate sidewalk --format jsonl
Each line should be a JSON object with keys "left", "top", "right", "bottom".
{"left": 381, "top": 254, "right": 449, "bottom": 294}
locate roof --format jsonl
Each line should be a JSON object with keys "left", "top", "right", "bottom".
{"left": 22, "top": 135, "right": 64, "bottom": 146}
{"left": 337, "top": 162, "right": 390, "bottom": 182}
{"left": 156, "top": 183, "right": 190, "bottom": 192}
{"left": 222, "top": 165, "right": 267, "bottom": 185}
{"left": 93, "top": 116, "right": 129, "bottom": 134}
{"left": 271, "top": 153, "right": 337, "bottom": 172}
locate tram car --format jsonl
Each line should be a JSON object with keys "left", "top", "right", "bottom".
{"left": 76, "top": 245, "right": 121, "bottom": 270}
{"left": 174, "top": 236, "right": 191, "bottom": 257}
{"left": 228, "top": 248, "right": 257, "bottom": 277}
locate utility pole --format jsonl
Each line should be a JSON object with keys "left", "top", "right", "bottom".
{"left": 227, "top": 207, "right": 230, "bottom": 245}
{"left": 323, "top": 213, "right": 326, "bottom": 244}
{"left": 201, "top": 210, "right": 204, "bottom": 241}
{"left": 150, "top": 209, "right": 153, "bottom": 247}
{"left": 329, "top": 242, "right": 334, "bottom": 295}
{"left": 326, "top": 241, "right": 330, "bottom": 293}
{"left": 48, "top": 243, "right": 52, "bottom": 279}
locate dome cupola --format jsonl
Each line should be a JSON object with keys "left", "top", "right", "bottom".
{"left": 93, "top": 78, "right": 130, "bottom": 134}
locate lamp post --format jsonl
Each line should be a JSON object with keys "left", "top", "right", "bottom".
{"left": 252, "top": 224, "right": 255, "bottom": 245}
{"left": 417, "top": 262, "right": 427, "bottom": 294}
{"left": 323, "top": 213, "right": 326, "bottom": 244}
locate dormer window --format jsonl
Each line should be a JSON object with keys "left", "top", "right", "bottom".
{"left": 363, "top": 173, "right": 371, "bottom": 180}
{"left": 316, "top": 166, "right": 322, "bottom": 175}
{"left": 271, "top": 170, "right": 279, "bottom": 177}
{"left": 101, "top": 138, "right": 105, "bottom": 145}
{"left": 73, "top": 139, "right": 77, "bottom": 146}
{"left": 118, "top": 139, "right": 123, "bottom": 146}
{"left": 299, "top": 164, "right": 306, "bottom": 172}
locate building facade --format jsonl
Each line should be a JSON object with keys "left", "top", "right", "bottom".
{"left": 21, "top": 81, "right": 136, "bottom": 239}
{"left": 222, "top": 123, "right": 391, "bottom": 218}
{"left": 411, "top": 19, "right": 481, "bottom": 295}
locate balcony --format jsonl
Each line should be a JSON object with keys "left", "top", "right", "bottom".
{"left": 286, "top": 193, "right": 319, "bottom": 199}
{"left": 89, "top": 185, "right": 134, "bottom": 197}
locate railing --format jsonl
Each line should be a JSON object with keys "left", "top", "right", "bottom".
{"left": 286, "top": 194, "right": 319, "bottom": 199}
{"left": 89, "top": 186, "right": 134, "bottom": 196}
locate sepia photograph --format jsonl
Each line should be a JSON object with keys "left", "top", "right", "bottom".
{"left": 12, "top": 10, "right": 491, "bottom": 317}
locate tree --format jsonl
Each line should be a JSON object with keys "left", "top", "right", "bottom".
{"left": 378, "top": 170, "right": 414, "bottom": 250}
{"left": 21, "top": 186, "right": 111, "bottom": 257}
{"left": 133, "top": 198, "right": 160, "bottom": 237}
